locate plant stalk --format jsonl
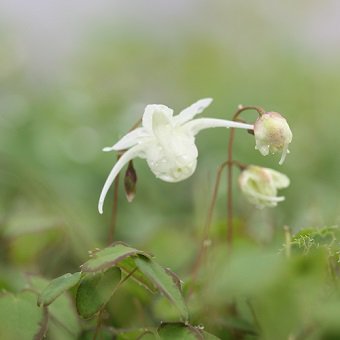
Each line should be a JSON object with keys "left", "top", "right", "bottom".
{"left": 226, "top": 105, "right": 264, "bottom": 250}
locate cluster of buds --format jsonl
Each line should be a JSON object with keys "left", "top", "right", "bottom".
{"left": 98, "top": 99, "right": 292, "bottom": 213}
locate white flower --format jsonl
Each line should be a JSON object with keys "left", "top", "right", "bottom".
{"left": 99, "top": 98, "right": 254, "bottom": 213}
{"left": 254, "top": 112, "right": 292, "bottom": 165}
{"left": 238, "top": 165, "right": 290, "bottom": 208}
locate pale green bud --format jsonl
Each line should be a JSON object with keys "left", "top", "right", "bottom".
{"left": 254, "top": 112, "right": 292, "bottom": 164}
{"left": 238, "top": 165, "right": 290, "bottom": 208}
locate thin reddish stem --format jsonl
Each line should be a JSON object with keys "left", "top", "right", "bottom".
{"left": 107, "top": 118, "right": 142, "bottom": 244}
{"left": 108, "top": 160, "right": 120, "bottom": 244}
{"left": 226, "top": 105, "right": 264, "bottom": 250}
{"left": 188, "top": 160, "right": 245, "bottom": 298}
{"left": 227, "top": 129, "right": 235, "bottom": 249}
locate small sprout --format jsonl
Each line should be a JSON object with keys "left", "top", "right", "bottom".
{"left": 238, "top": 165, "right": 290, "bottom": 208}
{"left": 254, "top": 111, "right": 292, "bottom": 164}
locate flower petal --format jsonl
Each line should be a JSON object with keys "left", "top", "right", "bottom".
{"left": 102, "top": 128, "right": 147, "bottom": 152}
{"left": 245, "top": 186, "right": 285, "bottom": 208}
{"left": 98, "top": 145, "right": 144, "bottom": 214}
{"left": 185, "top": 118, "right": 254, "bottom": 136}
{"left": 174, "top": 98, "right": 213, "bottom": 125}
{"left": 142, "top": 104, "right": 174, "bottom": 132}
{"left": 265, "top": 168, "right": 290, "bottom": 189}
{"left": 279, "top": 142, "right": 289, "bottom": 165}
{"left": 249, "top": 190, "right": 285, "bottom": 202}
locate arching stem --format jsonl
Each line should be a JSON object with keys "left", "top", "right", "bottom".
{"left": 227, "top": 105, "right": 264, "bottom": 250}
{"left": 188, "top": 160, "right": 246, "bottom": 297}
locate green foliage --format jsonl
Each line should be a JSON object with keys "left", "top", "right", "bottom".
{"left": 2, "top": 226, "right": 340, "bottom": 339}
{"left": 2, "top": 24, "right": 340, "bottom": 338}
{"left": 76, "top": 267, "right": 121, "bottom": 319}
{"left": 33, "top": 243, "right": 190, "bottom": 337}
{"left": 81, "top": 242, "right": 157, "bottom": 292}
{"left": 290, "top": 225, "right": 340, "bottom": 256}
{"left": 0, "top": 291, "right": 47, "bottom": 340}
{"left": 157, "top": 322, "right": 220, "bottom": 339}
{"left": 113, "top": 328, "right": 158, "bottom": 339}
{"left": 81, "top": 242, "right": 151, "bottom": 272}
{"left": 38, "top": 272, "right": 81, "bottom": 306}
{"left": 135, "top": 256, "right": 189, "bottom": 321}
{"left": 28, "top": 275, "right": 81, "bottom": 339}
{"left": 117, "top": 256, "right": 157, "bottom": 292}
{"left": 78, "top": 243, "right": 188, "bottom": 321}
{"left": 2, "top": 210, "right": 65, "bottom": 265}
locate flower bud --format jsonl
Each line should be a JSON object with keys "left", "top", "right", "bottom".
{"left": 238, "top": 165, "right": 290, "bottom": 208}
{"left": 254, "top": 112, "right": 292, "bottom": 164}
{"left": 124, "top": 160, "right": 137, "bottom": 202}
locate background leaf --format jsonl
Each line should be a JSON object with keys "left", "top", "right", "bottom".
{"left": 28, "top": 275, "right": 81, "bottom": 340}
{"left": 0, "top": 291, "right": 47, "bottom": 340}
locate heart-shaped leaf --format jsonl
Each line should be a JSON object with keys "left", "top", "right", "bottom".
{"left": 0, "top": 291, "right": 48, "bottom": 340}
{"left": 118, "top": 256, "right": 156, "bottom": 293}
{"left": 81, "top": 242, "right": 150, "bottom": 273}
{"left": 135, "top": 256, "right": 189, "bottom": 321}
{"left": 38, "top": 272, "right": 82, "bottom": 306}
{"left": 76, "top": 267, "right": 121, "bottom": 319}
{"left": 29, "top": 275, "right": 81, "bottom": 339}
{"left": 157, "top": 323, "right": 220, "bottom": 340}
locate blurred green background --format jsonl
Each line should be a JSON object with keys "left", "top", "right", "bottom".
{"left": 0, "top": 1, "right": 340, "bottom": 337}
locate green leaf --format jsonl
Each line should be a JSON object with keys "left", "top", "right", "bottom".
{"left": 157, "top": 323, "right": 202, "bottom": 339}
{"left": 0, "top": 291, "right": 48, "bottom": 340}
{"left": 135, "top": 256, "right": 189, "bottom": 321}
{"left": 4, "top": 211, "right": 64, "bottom": 265}
{"left": 118, "top": 256, "right": 157, "bottom": 293}
{"left": 202, "top": 331, "right": 221, "bottom": 339}
{"left": 114, "top": 328, "right": 158, "bottom": 339}
{"left": 157, "top": 323, "right": 220, "bottom": 339}
{"left": 8, "top": 228, "right": 62, "bottom": 265}
{"left": 76, "top": 267, "right": 121, "bottom": 319}
{"left": 290, "top": 226, "right": 340, "bottom": 255}
{"left": 28, "top": 275, "right": 81, "bottom": 340}
{"left": 81, "top": 242, "right": 150, "bottom": 273}
{"left": 38, "top": 272, "right": 81, "bottom": 306}
{"left": 76, "top": 328, "right": 113, "bottom": 340}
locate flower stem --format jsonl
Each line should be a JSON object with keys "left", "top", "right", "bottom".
{"left": 108, "top": 165, "right": 120, "bottom": 244}
{"left": 189, "top": 160, "right": 245, "bottom": 297}
{"left": 227, "top": 128, "right": 235, "bottom": 249}
{"left": 190, "top": 161, "right": 228, "bottom": 281}
{"left": 227, "top": 105, "right": 264, "bottom": 250}
{"left": 107, "top": 118, "right": 142, "bottom": 245}
{"left": 283, "top": 225, "right": 292, "bottom": 258}
{"left": 93, "top": 309, "right": 104, "bottom": 340}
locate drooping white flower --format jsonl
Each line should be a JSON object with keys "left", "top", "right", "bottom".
{"left": 99, "top": 98, "right": 254, "bottom": 213}
{"left": 238, "top": 165, "right": 290, "bottom": 208}
{"left": 254, "top": 112, "right": 292, "bottom": 165}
